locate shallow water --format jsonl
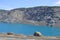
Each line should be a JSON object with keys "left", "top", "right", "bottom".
{"left": 0, "top": 23, "right": 60, "bottom": 36}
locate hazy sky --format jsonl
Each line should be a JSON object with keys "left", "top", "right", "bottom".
{"left": 0, "top": 0, "right": 60, "bottom": 10}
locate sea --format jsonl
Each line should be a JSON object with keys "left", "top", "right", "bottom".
{"left": 0, "top": 23, "right": 60, "bottom": 36}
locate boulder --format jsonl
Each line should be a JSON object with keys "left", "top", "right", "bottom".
{"left": 7, "top": 32, "right": 14, "bottom": 35}
{"left": 34, "top": 31, "right": 42, "bottom": 37}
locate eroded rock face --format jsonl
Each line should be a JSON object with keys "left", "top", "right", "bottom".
{"left": 0, "top": 6, "right": 60, "bottom": 27}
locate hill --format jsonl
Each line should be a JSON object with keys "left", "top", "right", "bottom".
{"left": 0, "top": 6, "right": 60, "bottom": 27}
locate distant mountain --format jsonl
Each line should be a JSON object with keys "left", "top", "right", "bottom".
{"left": 0, "top": 6, "right": 60, "bottom": 27}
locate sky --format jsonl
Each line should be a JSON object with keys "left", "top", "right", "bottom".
{"left": 0, "top": 0, "right": 60, "bottom": 10}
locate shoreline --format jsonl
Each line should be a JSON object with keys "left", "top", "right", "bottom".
{"left": 0, "top": 34, "right": 60, "bottom": 40}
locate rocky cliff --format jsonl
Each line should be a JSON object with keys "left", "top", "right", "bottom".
{"left": 0, "top": 6, "right": 60, "bottom": 27}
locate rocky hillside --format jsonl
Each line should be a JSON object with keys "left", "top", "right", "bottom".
{"left": 0, "top": 6, "right": 60, "bottom": 27}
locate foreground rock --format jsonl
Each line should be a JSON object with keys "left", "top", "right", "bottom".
{"left": 34, "top": 31, "right": 42, "bottom": 37}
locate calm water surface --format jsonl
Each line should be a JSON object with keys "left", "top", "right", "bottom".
{"left": 0, "top": 23, "right": 60, "bottom": 36}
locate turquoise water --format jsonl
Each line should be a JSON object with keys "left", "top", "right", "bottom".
{"left": 0, "top": 23, "right": 60, "bottom": 36}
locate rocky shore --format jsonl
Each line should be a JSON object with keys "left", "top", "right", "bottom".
{"left": 0, "top": 32, "right": 60, "bottom": 40}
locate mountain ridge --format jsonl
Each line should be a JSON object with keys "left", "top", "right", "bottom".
{"left": 0, "top": 6, "right": 60, "bottom": 27}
